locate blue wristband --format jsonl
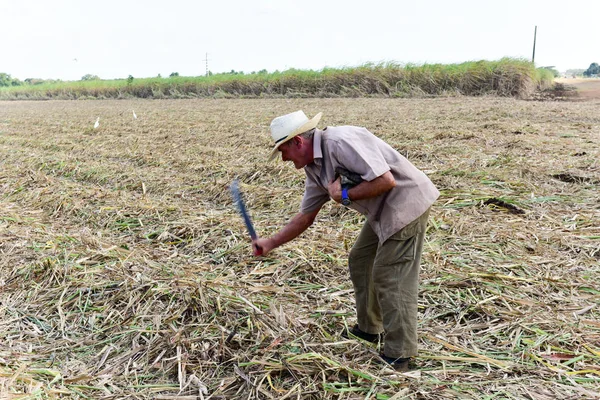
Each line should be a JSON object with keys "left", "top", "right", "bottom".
{"left": 341, "top": 187, "right": 351, "bottom": 205}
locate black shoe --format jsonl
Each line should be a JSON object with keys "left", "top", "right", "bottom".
{"left": 379, "top": 354, "right": 411, "bottom": 372}
{"left": 341, "top": 324, "right": 383, "bottom": 344}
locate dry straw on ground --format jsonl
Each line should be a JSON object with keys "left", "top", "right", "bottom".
{"left": 0, "top": 97, "right": 599, "bottom": 399}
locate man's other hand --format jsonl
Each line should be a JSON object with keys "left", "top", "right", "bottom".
{"left": 328, "top": 177, "right": 342, "bottom": 203}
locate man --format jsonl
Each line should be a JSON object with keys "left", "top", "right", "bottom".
{"left": 253, "top": 110, "right": 439, "bottom": 371}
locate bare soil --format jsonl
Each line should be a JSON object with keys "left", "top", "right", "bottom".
{"left": 555, "top": 77, "right": 600, "bottom": 100}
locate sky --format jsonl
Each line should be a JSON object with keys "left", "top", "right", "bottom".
{"left": 2, "top": 0, "right": 598, "bottom": 81}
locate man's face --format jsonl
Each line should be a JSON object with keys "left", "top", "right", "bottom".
{"left": 279, "top": 137, "right": 308, "bottom": 169}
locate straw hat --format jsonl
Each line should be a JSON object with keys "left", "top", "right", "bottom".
{"left": 268, "top": 110, "right": 322, "bottom": 160}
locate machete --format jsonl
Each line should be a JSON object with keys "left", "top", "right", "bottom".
{"left": 230, "top": 179, "right": 263, "bottom": 255}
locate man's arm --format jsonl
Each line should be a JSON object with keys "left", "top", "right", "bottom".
{"left": 252, "top": 207, "right": 321, "bottom": 255}
{"left": 328, "top": 170, "right": 395, "bottom": 203}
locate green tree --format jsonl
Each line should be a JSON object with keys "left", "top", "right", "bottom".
{"left": 24, "top": 78, "right": 45, "bottom": 85}
{"left": 81, "top": 74, "right": 100, "bottom": 81}
{"left": 583, "top": 63, "right": 599, "bottom": 77}
{"left": 0, "top": 72, "right": 22, "bottom": 86}
{"left": 169, "top": 72, "right": 179, "bottom": 77}
{"left": 0, "top": 73, "right": 12, "bottom": 86}
{"left": 127, "top": 75, "right": 134, "bottom": 84}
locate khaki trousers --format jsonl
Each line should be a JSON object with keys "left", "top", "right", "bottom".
{"left": 348, "top": 208, "right": 430, "bottom": 358}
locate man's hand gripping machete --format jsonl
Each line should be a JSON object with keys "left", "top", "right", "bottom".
{"left": 230, "top": 180, "right": 263, "bottom": 256}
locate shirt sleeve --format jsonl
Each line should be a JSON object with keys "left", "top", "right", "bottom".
{"left": 300, "top": 171, "right": 330, "bottom": 213}
{"left": 330, "top": 128, "right": 390, "bottom": 181}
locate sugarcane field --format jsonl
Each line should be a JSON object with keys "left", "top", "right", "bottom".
{"left": 1, "top": 94, "right": 599, "bottom": 399}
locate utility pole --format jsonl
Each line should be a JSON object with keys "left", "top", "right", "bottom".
{"left": 532, "top": 26, "right": 537, "bottom": 64}
{"left": 203, "top": 53, "right": 209, "bottom": 77}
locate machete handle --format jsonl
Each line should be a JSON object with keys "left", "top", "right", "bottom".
{"left": 334, "top": 167, "right": 363, "bottom": 188}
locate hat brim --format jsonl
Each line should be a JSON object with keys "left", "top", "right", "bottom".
{"left": 268, "top": 112, "right": 322, "bottom": 161}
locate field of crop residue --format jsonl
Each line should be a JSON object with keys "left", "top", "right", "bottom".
{"left": 1, "top": 97, "right": 599, "bottom": 399}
